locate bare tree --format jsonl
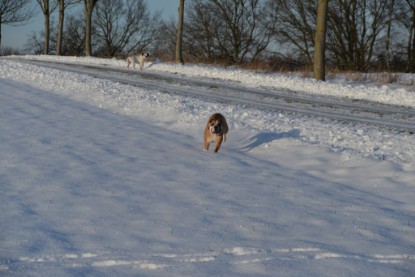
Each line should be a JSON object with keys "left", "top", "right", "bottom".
{"left": 24, "top": 18, "right": 60, "bottom": 54}
{"left": 212, "top": 0, "right": 271, "bottom": 64}
{"left": 56, "top": 0, "right": 81, "bottom": 56}
{"left": 184, "top": 0, "right": 271, "bottom": 64}
{"left": 83, "top": 0, "right": 99, "bottom": 56}
{"left": 93, "top": 0, "right": 159, "bottom": 57}
{"left": 384, "top": 0, "right": 395, "bottom": 71}
{"left": 35, "top": 0, "right": 59, "bottom": 54}
{"left": 0, "top": 0, "right": 33, "bottom": 51}
{"left": 62, "top": 14, "right": 85, "bottom": 55}
{"left": 326, "top": 0, "right": 390, "bottom": 71}
{"left": 24, "top": 31, "right": 45, "bottom": 54}
{"left": 149, "top": 19, "right": 173, "bottom": 60}
{"left": 265, "top": 0, "right": 398, "bottom": 72}
{"left": 314, "top": 0, "right": 329, "bottom": 81}
{"left": 176, "top": 0, "right": 185, "bottom": 64}
{"left": 183, "top": 0, "right": 219, "bottom": 62}
{"left": 404, "top": 0, "right": 415, "bottom": 72}
{"left": 266, "top": 0, "right": 316, "bottom": 65}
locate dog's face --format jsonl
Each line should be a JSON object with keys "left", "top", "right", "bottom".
{"left": 142, "top": 52, "right": 150, "bottom": 58}
{"left": 208, "top": 119, "right": 223, "bottom": 135}
{"left": 204, "top": 113, "right": 228, "bottom": 153}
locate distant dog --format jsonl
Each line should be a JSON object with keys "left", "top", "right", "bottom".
{"left": 127, "top": 52, "right": 150, "bottom": 70}
{"left": 204, "top": 113, "right": 228, "bottom": 153}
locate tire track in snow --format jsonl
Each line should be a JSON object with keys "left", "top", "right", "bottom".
{"left": 2, "top": 247, "right": 414, "bottom": 272}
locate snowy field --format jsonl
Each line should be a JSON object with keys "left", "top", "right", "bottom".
{"left": 0, "top": 56, "right": 414, "bottom": 276}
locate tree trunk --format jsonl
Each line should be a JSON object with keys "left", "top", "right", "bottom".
{"left": 84, "top": 0, "right": 98, "bottom": 56}
{"left": 56, "top": 0, "right": 65, "bottom": 55}
{"left": 44, "top": 9, "right": 50, "bottom": 54}
{"left": 176, "top": 0, "right": 185, "bottom": 64}
{"left": 314, "top": 0, "right": 329, "bottom": 81}
{"left": 409, "top": 26, "right": 413, "bottom": 72}
{"left": 412, "top": 10, "right": 415, "bottom": 72}
{"left": 385, "top": 0, "right": 394, "bottom": 71}
{"left": 85, "top": 6, "right": 92, "bottom": 56}
{"left": 0, "top": 21, "right": 2, "bottom": 54}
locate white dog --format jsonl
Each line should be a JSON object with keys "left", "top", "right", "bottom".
{"left": 127, "top": 52, "right": 150, "bottom": 70}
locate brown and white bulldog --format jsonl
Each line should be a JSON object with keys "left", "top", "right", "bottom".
{"left": 204, "top": 113, "right": 228, "bottom": 153}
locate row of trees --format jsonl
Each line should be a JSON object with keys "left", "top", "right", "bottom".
{"left": 22, "top": 0, "right": 159, "bottom": 57}
{"left": 170, "top": 0, "right": 414, "bottom": 73}
{"left": 1, "top": 0, "right": 415, "bottom": 74}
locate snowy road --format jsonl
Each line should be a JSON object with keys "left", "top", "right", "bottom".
{"left": 13, "top": 58, "right": 415, "bottom": 133}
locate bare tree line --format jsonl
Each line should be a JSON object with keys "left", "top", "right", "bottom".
{"left": 0, "top": 0, "right": 33, "bottom": 52}
{"left": 1, "top": 0, "right": 414, "bottom": 73}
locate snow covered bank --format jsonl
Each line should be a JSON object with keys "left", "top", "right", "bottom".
{"left": 1, "top": 56, "right": 415, "bottom": 169}
{"left": 0, "top": 56, "right": 414, "bottom": 276}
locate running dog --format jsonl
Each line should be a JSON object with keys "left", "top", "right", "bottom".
{"left": 127, "top": 52, "right": 150, "bottom": 70}
{"left": 204, "top": 113, "right": 228, "bottom": 153}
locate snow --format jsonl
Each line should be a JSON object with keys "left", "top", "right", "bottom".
{"left": 0, "top": 55, "right": 414, "bottom": 276}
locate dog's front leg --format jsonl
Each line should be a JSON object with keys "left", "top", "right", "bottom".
{"left": 213, "top": 136, "right": 223, "bottom": 153}
{"left": 204, "top": 139, "right": 210, "bottom": 151}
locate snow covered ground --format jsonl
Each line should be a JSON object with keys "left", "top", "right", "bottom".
{"left": 0, "top": 56, "right": 414, "bottom": 276}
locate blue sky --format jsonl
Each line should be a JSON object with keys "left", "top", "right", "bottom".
{"left": 2, "top": 0, "right": 178, "bottom": 50}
